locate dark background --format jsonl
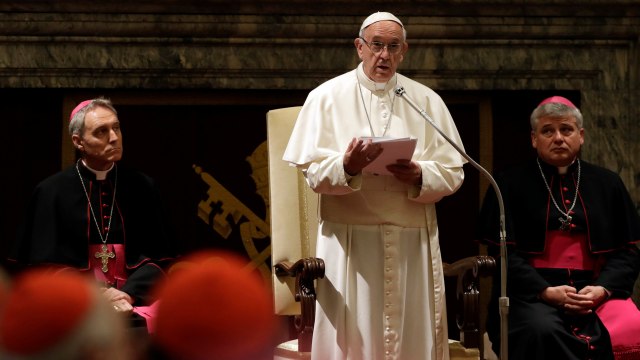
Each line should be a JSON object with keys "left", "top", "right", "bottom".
{"left": 0, "top": 88, "right": 579, "bottom": 340}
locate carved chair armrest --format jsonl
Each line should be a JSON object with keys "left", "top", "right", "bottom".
{"left": 443, "top": 255, "right": 496, "bottom": 352}
{"left": 274, "top": 257, "right": 325, "bottom": 352}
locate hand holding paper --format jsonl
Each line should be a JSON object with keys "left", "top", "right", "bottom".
{"left": 360, "top": 137, "right": 417, "bottom": 176}
{"left": 343, "top": 137, "right": 384, "bottom": 176}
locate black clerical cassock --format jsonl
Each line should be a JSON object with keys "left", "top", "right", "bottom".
{"left": 11, "top": 161, "right": 176, "bottom": 305}
{"left": 478, "top": 158, "right": 640, "bottom": 360}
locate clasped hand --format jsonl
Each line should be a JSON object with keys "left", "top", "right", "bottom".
{"left": 343, "top": 138, "right": 422, "bottom": 186}
{"left": 540, "top": 285, "right": 609, "bottom": 315}
{"left": 101, "top": 286, "right": 134, "bottom": 314}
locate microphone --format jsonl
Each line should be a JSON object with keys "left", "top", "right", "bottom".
{"left": 394, "top": 85, "right": 509, "bottom": 360}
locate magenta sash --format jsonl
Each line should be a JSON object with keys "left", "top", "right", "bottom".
{"left": 529, "top": 231, "right": 596, "bottom": 270}
{"left": 89, "top": 244, "right": 128, "bottom": 288}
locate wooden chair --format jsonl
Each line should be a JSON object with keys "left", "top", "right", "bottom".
{"left": 267, "top": 106, "right": 496, "bottom": 360}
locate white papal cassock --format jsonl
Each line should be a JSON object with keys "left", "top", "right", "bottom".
{"left": 283, "top": 62, "right": 467, "bottom": 360}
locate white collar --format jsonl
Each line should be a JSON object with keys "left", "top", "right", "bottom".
{"left": 81, "top": 160, "right": 114, "bottom": 181}
{"left": 356, "top": 62, "right": 398, "bottom": 93}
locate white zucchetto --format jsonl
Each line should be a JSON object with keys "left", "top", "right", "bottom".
{"left": 360, "top": 12, "right": 404, "bottom": 31}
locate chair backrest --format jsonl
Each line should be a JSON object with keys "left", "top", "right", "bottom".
{"left": 267, "top": 106, "right": 319, "bottom": 315}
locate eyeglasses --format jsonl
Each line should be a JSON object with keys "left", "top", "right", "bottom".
{"left": 359, "top": 37, "right": 403, "bottom": 55}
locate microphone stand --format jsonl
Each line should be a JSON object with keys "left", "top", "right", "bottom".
{"left": 394, "top": 85, "right": 509, "bottom": 360}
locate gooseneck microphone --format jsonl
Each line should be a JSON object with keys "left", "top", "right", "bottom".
{"left": 394, "top": 85, "right": 509, "bottom": 360}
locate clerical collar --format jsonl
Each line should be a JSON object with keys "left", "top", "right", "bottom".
{"left": 356, "top": 62, "right": 397, "bottom": 93}
{"left": 538, "top": 158, "right": 579, "bottom": 176}
{"left": 81, "top": 160, "right": 114, "bottom": 181}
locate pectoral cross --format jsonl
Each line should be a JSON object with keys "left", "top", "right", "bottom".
{"left": 95, "top": 244, "right": 115, "bottom": 273}
{"left": 559, "top": 215, "right": 573, "bottom": 231}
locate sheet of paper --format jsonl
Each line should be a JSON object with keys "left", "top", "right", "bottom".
{"left": 360, "top": 136, "right": 417, "bottom": 176}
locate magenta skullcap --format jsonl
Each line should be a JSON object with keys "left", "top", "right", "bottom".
{"left": 69, "top": 100, "right": 93, "bottom": 122}
{"left": 538, "top": 96, "right": 577, "bottom": 109}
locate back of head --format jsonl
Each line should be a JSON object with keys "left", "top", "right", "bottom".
{"left": 152, "top": 251, "right": 276, "bottom": 360}
{"left": 0, "top": 268, "right": 129, "bottom": 360}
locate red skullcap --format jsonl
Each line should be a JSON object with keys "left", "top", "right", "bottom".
{"left": 538, "top": 96, "right": 577, "bottom": 109}
{"left": 0, "top": 269, "right": 93, "bottom": 355}
{"left": 153, "top": 251, "right": 276, "bottom": 360}
{"left": 69, "top": 99, "right": 93, "bottom": 122}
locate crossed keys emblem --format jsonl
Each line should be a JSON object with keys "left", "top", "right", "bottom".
{"left": 193, "top": 142, "right": 271, "bottom": 281}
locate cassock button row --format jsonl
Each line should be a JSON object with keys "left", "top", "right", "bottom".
{"left": 102, "top": 204, "right": 109, "bottom": 208}
{"left": 563, "top": 187, "right": 569, "bottom": 192}
{"left": 564, "top": 199, "right": 571, "bottom": 204}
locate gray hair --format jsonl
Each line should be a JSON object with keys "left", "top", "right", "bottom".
{"left": 530, "top": 102, "right": 583, "bottom": 130}
{"left": 68, "top": 98, "right": 118, "bottom": 137}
